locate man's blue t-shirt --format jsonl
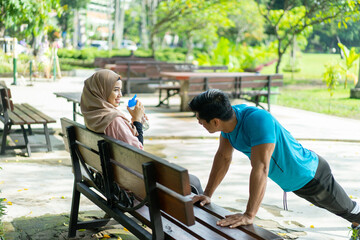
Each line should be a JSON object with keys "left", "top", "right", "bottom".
{"left": 221, "top": 104, "right": 318, "bottom": 192}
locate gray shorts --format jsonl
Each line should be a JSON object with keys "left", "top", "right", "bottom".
{"left": 293, "top": 155, "right": 360, "bottom": 223}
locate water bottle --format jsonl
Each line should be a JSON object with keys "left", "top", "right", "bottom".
{"left": 127, "top": 95, "right": 149, "bottom": 131}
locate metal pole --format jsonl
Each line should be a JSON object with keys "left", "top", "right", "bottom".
{"left": 12, "top": 37, "right": 17, "bottom": 85}
{"left": 29, "top": 60, "right": 33, "bottom": 82}
{"left": 53, "top": 50, "right": 56, "bottom": 82}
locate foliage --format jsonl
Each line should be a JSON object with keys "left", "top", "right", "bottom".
{"left": 322, "top": 62, "right": 342, "bottom": 111}
{"left": 0, "top": 0, "right": 61, "bottom": 38}
{"left": 323, "top": 62, "right": 342, "bottom": 97}
{"left": 196, "top": 37, "right": 277, "bottom": 72}
{"left": 57, "top": 0, "right": 90, "bottom": 45}
{"left": 221, "top": 0, "right": 265, "bottom": 45}
{"left": 150, "top": 0, "right": 226, "bottom": 53}
{"left": 337, "top": 43, "right": 360, "bottom": 88}
{"left": 256, "top": 0, "right": 360, "bottom": 73}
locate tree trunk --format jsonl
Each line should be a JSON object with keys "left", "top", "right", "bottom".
{"left": 114, "top": 0, "right": 121, "bottom": 49}
{"left": 140, "top": 0, "right": 149, "bottom": 49}
{"left": 73, "top": 10, "right": 79, "bottom": 48}
{"left": 185, "top": 35, "right": 193, "bottom": 63}
{"left": 275, "top": 40, "right": 283, "bottom": 73}
{"left": 107, "top": 0, "right": 114, "bottom": 51}
{"left": 149, "top": 0, "right": 158, "bottom": 56}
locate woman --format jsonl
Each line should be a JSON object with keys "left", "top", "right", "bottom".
{"left": 80, "top": 69, "right": 203, "bottom": 194}
{"left": 80, "top": 69, "right": 144, "bottom": 149}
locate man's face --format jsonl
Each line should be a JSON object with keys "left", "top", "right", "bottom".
{"left": 196, "top": 113, "right": 217, "bottom": 133}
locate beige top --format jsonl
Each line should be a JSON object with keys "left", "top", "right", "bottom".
{"left": 80, "top": 69, "right": 138, "bottom": 137}
{"left": 105, "top": 117, "right": 143, "bottom": 149}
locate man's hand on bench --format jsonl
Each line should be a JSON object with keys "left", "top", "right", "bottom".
{"left": 217, "top": 212, "right": 254, "bottom": 228}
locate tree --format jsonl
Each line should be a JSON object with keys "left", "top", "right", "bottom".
{"left": 168, "top": 1, "right": 234, "bottom": 62}
{"left": 57, "top": 0, "right": 89, "bottom": 47}
{"left": 255, "top": 0, "right": 360, "bottom": 73}
{"left": 148, "top": 0, "right": 222, "bottom": 55}
{"left": 220, "top": 0, "right": 265, "bottom": 46}
{"left": 0, "top": 0, "right": 60, "bottom": 38}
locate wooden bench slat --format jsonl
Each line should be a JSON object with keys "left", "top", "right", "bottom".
{"left": 22, "top": 103, "right": 56, "bottom": 123}
{"left": 193, "top": 206, "right": 257, "bottom": 240}
{"left": 7, "top": 111, "right": 25, "bottom": 125}
{"left": 201, "top": 204, "right": 283, "bottom": 240}
{"left": 12, "top": 104, "right": 37, "bottom": 124}
{"left": 134, "top": 203, "right": 229, "bottom": 240}
{"left": 15, "top": 104, "right": 46, "bottom": 123}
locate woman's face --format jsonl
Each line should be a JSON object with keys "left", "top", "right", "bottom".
{"left": 107, "top": 80, "right": 122, "bottom": 107}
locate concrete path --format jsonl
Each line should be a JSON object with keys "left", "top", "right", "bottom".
{"left": 0, "top": 74, "right": 360, "bottom": 239}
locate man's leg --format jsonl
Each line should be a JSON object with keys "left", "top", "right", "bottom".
{"left": 293, "top": 155, "right": 360, "bottom": 223}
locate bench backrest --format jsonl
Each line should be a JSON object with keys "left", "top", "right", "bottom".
{"left": 0, "top": 81, "right": 14, "bottom": 118}
{"left": 94, "top": 56, "right": 156, "bottom": 68}
{"left": 61, "top": 117, "right": 195, "bottom": 226}
{"left": 187, "top": 74, "right": 283, "bottom": 97}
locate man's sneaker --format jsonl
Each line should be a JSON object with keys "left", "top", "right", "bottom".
{"left": 350, "top": 224, "right": 360, "bottom": 240}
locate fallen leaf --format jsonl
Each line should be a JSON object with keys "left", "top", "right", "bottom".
{"left": 310, "top": 225, "right": 314, "bottom": 228}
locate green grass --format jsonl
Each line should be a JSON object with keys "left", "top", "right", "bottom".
{"left": 276, "top": 84, "right": 360, "bottom": 119}
{"left": 260, "top": 53, "right": 360, "bottom": 119}
{"left": 262, "top": 53, "right": 344, "bottom": 82}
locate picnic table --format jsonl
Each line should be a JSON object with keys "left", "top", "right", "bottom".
{"left": 54, "top": 92, "right": 82, "bottom": 121}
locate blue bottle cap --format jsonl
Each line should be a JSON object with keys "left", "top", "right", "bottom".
{"left": 128, "top": 94, "right": 137, "bottom": 107}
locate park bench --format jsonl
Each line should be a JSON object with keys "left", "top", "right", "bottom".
{"left": 0, "top": 82, "right": 56, "bottom": 156}
{"left": 188, "top": 74, "right": 283, "bottom": 112}
{"left": 61, "top": 117, "right": 283, "bottom": 240}
{"left": 159, "top": 73, "right": 283, "bottom": 112}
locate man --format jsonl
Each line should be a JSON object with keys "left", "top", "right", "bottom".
{"left": 189, "top": 89, "right": 360, "bottom": 239}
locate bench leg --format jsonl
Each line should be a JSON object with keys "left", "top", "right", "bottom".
{"left": 43, "top": 123, "right": 52, "bottom": 152}
{"left": 156, "top": 88, "right": 163, "bottom": 107}
{"left": 27, "top": 124, "right": 33, "bottom": 135}
{"left": 72, "top": 102, "right": 77, "bottom": 121}
{"left": 21, "top": 125, "right": 31, "bottom": 157}
{"left": 68, "top": 184, "right": 81, "bottom": 238}
{"left": 1, "top": 123, "right": 11, "bottom": 155}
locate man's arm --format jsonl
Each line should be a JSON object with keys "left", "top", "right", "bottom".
{"left": 217, "top": 143, "right": 275, "bottom": 228}
{"left": 192, "top": 135, "right": 234, "bottom": 206}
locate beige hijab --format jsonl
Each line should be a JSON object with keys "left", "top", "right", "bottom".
{"left": 80, "top": 69, "right": 137, "bottom": 135}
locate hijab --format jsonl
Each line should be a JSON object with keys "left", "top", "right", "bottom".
{"left": 80, "top": 69, "right": 137, "bottom": 135}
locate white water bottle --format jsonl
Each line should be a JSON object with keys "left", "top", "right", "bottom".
{"left": 128, "top": 95, "right": 149, "bottom": 131}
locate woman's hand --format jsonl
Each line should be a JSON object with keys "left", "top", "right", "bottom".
{"left": 192, "top": 194, "right": 211, "bottom": 206}
{"left": 127, "top": 100, "right": 145, "bottom": 123}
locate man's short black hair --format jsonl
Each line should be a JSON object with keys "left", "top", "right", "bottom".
{"left": 188, "top": 89, "right": 233, "bottom": 122}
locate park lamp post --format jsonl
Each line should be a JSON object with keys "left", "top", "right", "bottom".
{"left": 350, "top": 58, "right": 360, "bottom": 98}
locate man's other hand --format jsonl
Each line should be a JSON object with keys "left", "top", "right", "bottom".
{"left": 216, "top": 213, "right": 254, "bottom": 228}
{"left": 192, "top": 194, "right": 211, "bottom": 206}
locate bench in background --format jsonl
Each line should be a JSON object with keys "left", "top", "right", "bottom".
{"left": 61, "top": 118, "right": 283, "bottom": 240}
{"left": 0, "top": 82, "right": 56, "bottom": 156}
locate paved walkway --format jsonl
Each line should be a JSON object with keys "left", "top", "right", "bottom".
{"left": 0, "top": 74, "right": 360, "bottom": 239}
